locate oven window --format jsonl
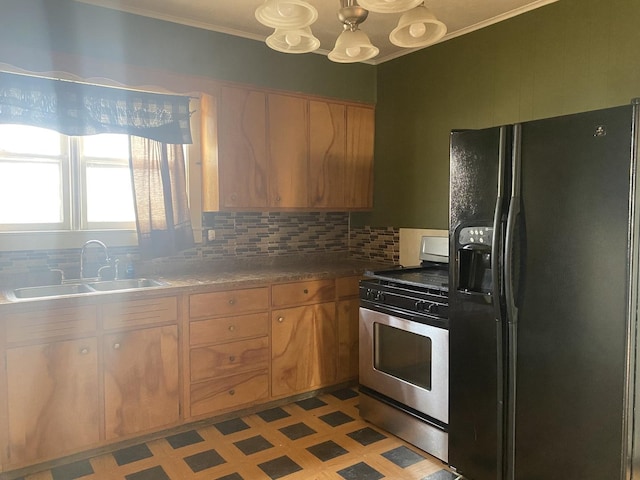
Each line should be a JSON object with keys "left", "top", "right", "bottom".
{"left": 373, "top": 323, "right": 432, "bottom": 390}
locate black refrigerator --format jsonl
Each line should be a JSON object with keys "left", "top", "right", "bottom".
{"left": 448, "top": 103, "right": 640, "bottom": 480}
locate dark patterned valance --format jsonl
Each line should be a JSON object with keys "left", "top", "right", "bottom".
{"left": 0, "top": 72, "right": 192, "bottom": 144}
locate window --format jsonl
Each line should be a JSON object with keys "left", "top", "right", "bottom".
{"left": 0, "top": 124, "right": 135, "bottom": 232}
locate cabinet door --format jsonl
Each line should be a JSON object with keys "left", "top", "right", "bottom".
{"left": 271, "top": 302, "right": 337, "bottom": 397}
{"left": 268, "top": 94, "right": 308, "bottom": 208}
{"left": 337, "top": 298, "right": 360, "bottom": 382}
{"left": 104, "top": 325, "right": 179, "bottom": 440}
{"left": 345, "top": 105, "right": 375, "bottom": 209}
{"left": 6, "top": 338, "right": 99, "bottom": 464}
{"left": 218, "top": 86, "right": 268, "bottom": 209}
{"left": 309, "top": 100, "right": 346, "bottom": 208}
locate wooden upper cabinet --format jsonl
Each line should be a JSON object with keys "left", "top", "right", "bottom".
{"left": 345, "top": 105, "right": 375, "bottom": 209}
{"left": 309, "top": 100, "right": 346, "bottom": 209}
{"left": 267, "top": 93, "right": 309, "bottom": 208}
{"left": 217, "top": 86, "right": 269, "bottom": 209}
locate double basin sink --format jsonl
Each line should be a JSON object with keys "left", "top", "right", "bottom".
{"left": 6, "top": 278, "right": 167, "bottom": 301}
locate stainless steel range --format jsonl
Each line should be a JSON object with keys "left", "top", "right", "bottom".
{"left": 359, "top": 236, "right": 449, "bottom": 462}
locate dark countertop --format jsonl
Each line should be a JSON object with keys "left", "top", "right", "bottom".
{"left": 0, "top": 255, "right": 391, "bottom": 309}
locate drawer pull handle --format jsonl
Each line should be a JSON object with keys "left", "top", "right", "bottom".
{"left": 113, "top": 343, "right": 121, "bottom": 350}
{"left": 229, "top": 325, "right": 235, "bottom": 332}
{"left": 228, "top": 299, "right": 235, "bottom": 305}
{"left": 303, "top": 288, "right": 309, "bottom": 294}
{"left": 229, "top": 389, "right": 236, "bottom": 396}
{"left": 278, "top": 316, "right": 284, "bottom": 323}
{"left": 229, "top": 355, "right": 236, "bottom": 362}
{"left": 80, "top": 348, "right": 89, "bottom": 355}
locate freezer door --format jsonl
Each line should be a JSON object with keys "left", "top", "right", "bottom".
{"left": 509, "top": 105, "right": 634, "bottom": 480}
{"left": 449, "top": 126, "right": 509, "bottom": 480}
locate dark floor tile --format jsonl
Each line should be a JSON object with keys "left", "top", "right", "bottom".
{"left": 113, "top": 443, "right": 154, "bottom": 466}
{"left": 257, "top": 406, "right": 292, "bottom": 423}
{"left": 295, "top": 397, "right": 327, "bottom": 410}
{"left": 184, "top": 448, "right": 226, "bottom": 473}
{"left": 421, "top": 470, "right": 459, "bottom": 480}
{"left": 51, "top": 459, "right": 94, "bottom": 480}
{"left": 217, "top": 473, "right": 243, "bottom": 480}
{"left": 279, "top": 422, "right": 317, "bottom": 440}
{"left": 347, "top": 427, "right": 388, "bottom": 446}
{"left": 125, "top": 465, "right": 171, "bottom": 480}
{"left": 306, "top": 440, "right": 348, "bottom": 462}
{"left": 337, "top": 461, "right": 384, "bottom": 480}
{"left": 258, "top": 455, "right": 303, "bottom": 480}
{"left": 214, "top": 417, "right": 251, "bottom": 435}
{"left": 382, "top": 445, "right": 427, "bottom": 468}
{"left": 319, "top": 410, "right": 355, "bottom": 427}
{"left": 330, "top": 388, "right": 359, "bottom": 400}
{"left": 234, "top": 435, "right": 274, "bottom": 455}
{"left": 166, "top": 429, "right": 205, "bottom": 449}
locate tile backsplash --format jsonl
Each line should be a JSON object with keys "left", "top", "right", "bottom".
{"left": 0, "top": 212, "right": 399, "bottom": 287}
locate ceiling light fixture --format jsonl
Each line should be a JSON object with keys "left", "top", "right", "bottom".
{"left": 255, "top": 0, "right": 446, "bottom": 63}
{"left": 328, "top": 1, "right": 379, "bottom": 63}
{"left": 389, "top": 4, "right": 447, "bottom": 48}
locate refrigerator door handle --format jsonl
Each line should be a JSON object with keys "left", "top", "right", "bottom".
{"left": 491, "top": 126, "right": 508, "bottom": 319}
{"left": 504, "top": 123, "right": 522, "bottom": 480}
{"left": 505, "top": 124, "right": 521, "bottom": 324}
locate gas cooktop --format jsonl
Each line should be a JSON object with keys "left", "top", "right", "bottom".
{"left": 366, "top": 265, "right": 449, "bottom": 292}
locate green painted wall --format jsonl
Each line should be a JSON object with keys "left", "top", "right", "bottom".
{"left": 357, "top": 0, "right": 640, "bottom": 229}
{"left": 0, "top": 0, "right": 376, "bottom": 103}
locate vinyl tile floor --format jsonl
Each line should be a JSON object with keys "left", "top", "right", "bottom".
{"left": 14, "top": 388, "right": 458, "bottom": 480}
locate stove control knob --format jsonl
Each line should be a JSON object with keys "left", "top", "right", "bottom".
{"left": 415, "top": 301, "right": 427, "bottom": 311}
{"left": 374, "top": 291, "right": 385, "bottom": 302}
{"left": 365, "top": 289, "right": 374, "bottom": 300}
{"left": 427, "top": 303, "right": 439, "bottom": 314}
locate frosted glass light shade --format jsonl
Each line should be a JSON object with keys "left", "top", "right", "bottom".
{"left": 266, "top": 27, "right": 320, "bottom": 53}
{"left": 328, "top": 29, "right": 379, "bottom": 63}
{"left": 357, "top": 0, "right": 422, "bottom": 14}
{"left": 255, "top": 0, "right": 318, "bottom": 29}
{"left": 389, "top": 5, "right": 446, "bottom": 48}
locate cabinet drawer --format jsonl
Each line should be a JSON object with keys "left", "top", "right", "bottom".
{"left": 271, "top": 279, "right": 335, "bottom": 307}
{"left": 190, "top": 312, "right": 268, "bottom": 346}
{"left": 190, "top": 370, "right": 269, "bottom": 417}
{"left": 102, "top": 296, "right": 177, "bottom": 330}
{"left": 336, "top": 276, "right": 361, "bottom": 298}
{"left": 190, "top": 336, "right": 269, "bottom": 382}
{"left": 189, "top": 287, "right": 269, "bottom": 319}
{"left": 5, "top": 305, "right": 97, "bottom": 344}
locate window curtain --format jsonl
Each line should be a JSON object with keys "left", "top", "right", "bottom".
{"left": 129, "top": 137, "right": 194, "bottom": 259}
{"left": 0, "top": 71, "right": 192, "bottom": 143}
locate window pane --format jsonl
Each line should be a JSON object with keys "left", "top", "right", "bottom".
{"left": 0, "top": 161, "right": 62, "bottom": 223}
{"left": 0, "top": 125, "right": 61, "bottom": 155}
{"left": 86, "top": 165, "right": 135, "bottom": 223}
{"left": 82, "top": 134, "right": 129, "bottom": 159}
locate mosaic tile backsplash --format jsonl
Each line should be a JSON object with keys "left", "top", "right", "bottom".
{"left": 0, "top": 212, "right": 399, "bottom": 287}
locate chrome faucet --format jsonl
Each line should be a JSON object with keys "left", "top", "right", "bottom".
{"left": 80, "top": 240, "right": 110, "bottom": 280}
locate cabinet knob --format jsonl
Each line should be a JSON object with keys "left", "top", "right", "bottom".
{"left": 228, "top": 325, "right": 235, "bottom": 332}
{"left": 278, "top": 316, "right": 284, "bottom": 323}
{"left": 80, "top": 347, "right": 89, "bottom": 355}
{"left": 113, "top": 343, "right": 121, "bottom": 350}
{"left": 229, "top": 389, "right": 236, "bottom": 396}
{"left": 303, "top": 288, "right": 309, "bottom": 294}
{"left": 228, "top": 298, "right": 235, "bottom": 305}
{"left": 230, "top": 193, "right": 237, "bottom": 201}
{"left": 229, "top": 355, "right": 236, "bottom": 362}
{"left": 275, "top": 196, "right": 281, "bottom": 202}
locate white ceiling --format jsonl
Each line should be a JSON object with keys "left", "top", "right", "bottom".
{"left": 73, "top": 0, "right": 558, "bottom": 64}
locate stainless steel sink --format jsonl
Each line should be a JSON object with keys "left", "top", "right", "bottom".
{"left": 5, "top": 278, "right": 168, "bottom": 301}
{"left": 8, "top": 283, "right": 94, "bottom": 300}
{"left": 86, "top": 278, "right": 167, "bottom": 291}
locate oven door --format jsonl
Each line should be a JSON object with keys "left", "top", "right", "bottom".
{"left": 359, "top": 307, "right": 449, "bottom": 424}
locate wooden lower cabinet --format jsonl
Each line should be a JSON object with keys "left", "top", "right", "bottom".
{"left": 190, "top": 370, "right": 269, "bottom": 417}
{"left": 337, "top": 298, "right": 360, "bottom": 382}
{"left": 103, "top": 325, "right": 180, "bottom": 440}
{"left": 6, "top": 337, "right": 100, "bottom": 465}
{"left": 271, "top": 302, "right": 338, "bottom": 397}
